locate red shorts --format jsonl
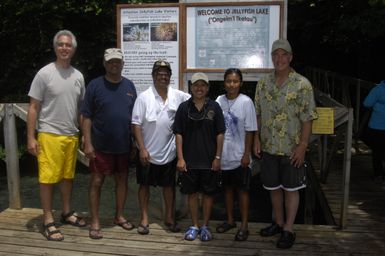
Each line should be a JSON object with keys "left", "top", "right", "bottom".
{"left": 89, "top": 150, "right": 130, "bottom": 175}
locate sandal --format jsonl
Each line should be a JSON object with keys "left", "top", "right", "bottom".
{"left": 234, "top": 229, "right": 249, "bottom": 241}
{"left": 164, "top": 222, "right": 181, "bottom": 233}
{"left": 216, "top": 222, "right": 236, "bottom": 233}
{"left": 43, "top": 222, "right": 64, "bottom": 241}
{"left": 61, "top": 210, "right": 86, "bottom": 227}
{"left": 114, "top": 220, "right": 135, "bottom": 231}
{"left": 199, "top": 226, "right": 213, "bottom": 242}
{"left": 137, "top": 224, "right": 149, "bottom": 235}
{"left": 184, "top": 226, "right": 199, "bottom": 241}
{"left": 89, "top": 228, "right": 103, "bottom": 239}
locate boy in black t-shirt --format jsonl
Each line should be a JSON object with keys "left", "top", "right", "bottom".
{"left": 173, "top": 72, "right": 225, "bottom": 241}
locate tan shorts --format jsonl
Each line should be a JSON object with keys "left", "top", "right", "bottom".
{"left": 37, "top": 132, "right": 78, "bottom": 184}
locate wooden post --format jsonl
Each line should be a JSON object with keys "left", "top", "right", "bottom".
{"left": 3, "top": 104, "right": 22, "bottom": 209}
{"left": 320, "top": 135, "right": 328, "bottom": 183}
{"left": 354, "top": 80, "right": 361, "bottom": 135}
{"left": 340, "top": 108, "right": 353, "bottom": 229}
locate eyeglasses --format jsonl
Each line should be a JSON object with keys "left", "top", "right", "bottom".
{"left": 187, "top": 103, "right": 207, "bottom": 121}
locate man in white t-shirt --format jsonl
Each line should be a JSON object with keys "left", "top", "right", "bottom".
{"left": 132, "top": 60, "right": 190, "bottom": 235}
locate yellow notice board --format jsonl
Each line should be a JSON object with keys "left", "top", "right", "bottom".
{"left": 312, "top": 107, "right": 334, "bottom": 134}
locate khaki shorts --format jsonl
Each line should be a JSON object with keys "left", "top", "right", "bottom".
{"left": 37, "top": 132, "right": 78, "bottom": 184}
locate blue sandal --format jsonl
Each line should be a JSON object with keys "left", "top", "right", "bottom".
{"left": 199, "top": 226, "right": 213, "bottom": 241}
{"left": 184, "top": 226, "right": 199, "bottom": 241}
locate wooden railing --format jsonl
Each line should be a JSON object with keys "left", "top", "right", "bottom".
{"left": 305, "top": 67, "right": 375, "bottom": 135}
{"left": 304, "top": 67, "right": 376, "bottom": 228}
{"left": 0, "top": 103, "right": 89, "bottom": 210}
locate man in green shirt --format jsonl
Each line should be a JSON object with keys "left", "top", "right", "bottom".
{"left": 253, "top": 39, "right": 318, "bottom": 249}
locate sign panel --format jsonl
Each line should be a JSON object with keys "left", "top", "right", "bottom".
{"left": 119, "top": 6, "right": 179, "bottom": 93}
{"left": 186, "top": 4, "right": 281, "bottom": 70}
{"left": 312, "top": 107, "right": 335, "bottom": 134}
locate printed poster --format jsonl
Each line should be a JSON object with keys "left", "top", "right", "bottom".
{"left": 312, "top": 107, "right": 335, "bottom": 134}
{"left": 186, "top": 5, "right": 281, "bottom": 69}
{"left": 120, "top": 7, "right": 179, "bottom": 93}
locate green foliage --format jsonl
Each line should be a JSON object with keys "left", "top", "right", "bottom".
{"left": 0, "top": 144, "right": 26, "bottom": 161}
{"left": 288, "top": 0, "right": 385, "bottom": 81}
{"left": 0, "top": 0, "right": 169, "bottom": 102}
{"left": 368, "top": 0, "right": 385, "bottom": 5}
{"left": 0, "top": 145, "right": 5, "bottom": 161}
{"left": 0, "top": 0, "right": 384, "bottom": 102}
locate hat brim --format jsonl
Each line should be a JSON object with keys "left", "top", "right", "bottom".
{"left": 105, "top": 54, "right": 123, "bottom": 61}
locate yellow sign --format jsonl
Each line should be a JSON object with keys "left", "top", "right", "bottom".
{"left": 312, "top": 107, "right": 334, "bottom": 134}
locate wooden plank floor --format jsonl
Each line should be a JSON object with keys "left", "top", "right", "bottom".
{"left": 1, "top": 153, "right": 385, "bottom": 255}
{"left": 319, "top": 152, "right": 385, "bottom": 231}
{"left": 0, "top": 207, "right": 384, "bottom": 256}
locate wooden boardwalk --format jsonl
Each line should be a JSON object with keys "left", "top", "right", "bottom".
{"left": 320, "top": 152, "right": 385, "bottom": 232}
{"left": 0, "top": 208, "right": 384, "bottom": 256}
{"left": 1, "top": 153, "right": 385, "bottom": 255}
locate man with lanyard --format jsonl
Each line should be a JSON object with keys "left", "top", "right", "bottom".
{"left": 174, "top": 73, "right": 225, "bottom": 241}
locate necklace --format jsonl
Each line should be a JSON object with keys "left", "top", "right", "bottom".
{"left": 188, "top": 99, "right": 208, "bottom": 121}
{"left": 225, "top": 95, "right": 238, "bottom": 114}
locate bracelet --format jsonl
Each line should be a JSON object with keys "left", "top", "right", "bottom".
{"left": 215, "top": 155, "right": 221, "bottom": 160}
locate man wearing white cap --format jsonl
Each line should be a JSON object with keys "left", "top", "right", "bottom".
{"left": 253, "top": 39, "right": 318, "bottom": 249}
{"left": 132, "top": 60, "right": 190, "bottom": 235}
{"left": 81, "top": 48, "right": 137, "bottom": 239}
{"left": 174, "top": 73, "right": 225, "bottom": 241}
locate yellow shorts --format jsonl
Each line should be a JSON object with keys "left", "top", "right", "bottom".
{"left": 37, "top": 132, "right": 79, "bottom": 184}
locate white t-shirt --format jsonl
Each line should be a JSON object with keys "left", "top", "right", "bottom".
{"left": 28, "top": 62, "right": 85, "bottom": 135}
{"left": 132, "top": 85, "right": 190, "bottom": 165}
{"left": 216, "top": 93, "right": 257, "bottom": 170}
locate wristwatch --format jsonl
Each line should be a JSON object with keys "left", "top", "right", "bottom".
{"left": 215, "top": 155, "right": 221, "bottom": 160}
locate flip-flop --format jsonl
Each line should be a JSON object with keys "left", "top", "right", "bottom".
{"left": 137, "top": 224, "right": 149, "bottom": 235}
{"left": 216, "top": 222, "right": 236, "bottom": 233}
{"left": 234, "top": 229, "right": 249, "bottom": 241}
{"left": 164, "top": 222, "right": 181, "bottom": 233}
{"left": 114, "top": 220, "right": 135, "bottom": 231}
{"left": 89, "top": 228, "right": 103, "bottom": 239}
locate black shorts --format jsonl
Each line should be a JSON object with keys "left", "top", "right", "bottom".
{"left": 178, "top": 169, "right": 220, "bottom": 195}
{"left": 260, "top": 152, "right": 306, "bottom": 191}
{"left": 221, "top": 166, "right": 251, "bottom": 191}
{"left": 136, "top": 158, "right": 177, "bottom": 187}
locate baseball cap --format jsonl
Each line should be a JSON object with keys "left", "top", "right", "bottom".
{"left": 152, "top": 60, "right": 172, "bottom": 74}
{"left": 271, "top": 39, "right": 292, "bottom": 54}
{"left": 104, "top": 48, "right": 123, "bottom": 61}
{"left": 191, "top": 72, "right": 209, "bottom": 85}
